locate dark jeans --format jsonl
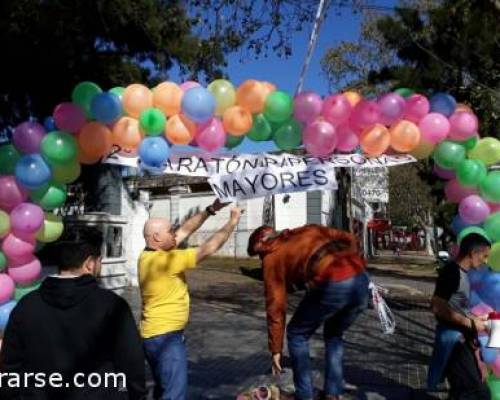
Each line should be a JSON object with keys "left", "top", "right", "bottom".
{"left": 287, "top": 272, "right": 370, "bottom": 400}
{"left": 445, "top": 341, "right": 490, "bottom": 400}
{"left": 143, "top": 330, "right": 187, "bottom": 400}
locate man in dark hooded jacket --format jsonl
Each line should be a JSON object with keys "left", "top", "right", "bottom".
{"left": 0, "top": 226, "right": 146, "bottom": 399}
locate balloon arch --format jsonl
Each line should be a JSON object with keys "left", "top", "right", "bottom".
{"left": 1, "top": 79, "right": 500, "bottom": 373}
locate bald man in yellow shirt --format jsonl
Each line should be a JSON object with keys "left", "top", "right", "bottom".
{"left": 139, "top": 199, "right": 241, "bottom": 400}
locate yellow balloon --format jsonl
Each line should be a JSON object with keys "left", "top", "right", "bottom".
{"left": 410, "top": 140, "right": 435, "bottom": 159}
{"left": 36, "top": 213, "right": 64, "bottom": 243}
{"left": 207, "top": 79, "right": 236, "bottom": 116}
{"left": 343, "top": 91, "right": 362, "bottom": 107}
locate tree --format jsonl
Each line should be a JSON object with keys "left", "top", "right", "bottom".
{"left": 321, "top": 0, "right": 500, "bottom": 137}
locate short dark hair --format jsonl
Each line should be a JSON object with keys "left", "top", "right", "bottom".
{"left": 247, "top": 226, "right": 275, "bottom": 256}
{"left": 458, "top": 233, "right": 491, "bottom": 259}
{"left": 56, "top": 226, "right": 103, "bottom": 271}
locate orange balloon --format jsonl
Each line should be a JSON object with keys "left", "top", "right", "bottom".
{"left": 343, "top": 91, "right": 362, "bottom": 107}
{"left": 223, "top": 106, "right": 253, "bottom": 136}
{"left": 78, "top": 122, "right": 113, "bottom": 158}
{"left": 390, "top": 120, "right": 421, "bottom": 152}
{"left": 456, "top": 102, "right": 473, "bottom": 113}
{"left": 112, "top": 117, "right": 144, "bottom": 153}
{"left": 410, "top": 140, "right": 435, "bottom": 160}
{"left": 122, "top": 84, "right": 153, "bottom": 118}
{"left": 236, "top": 80, "right": 267, "bottom": 113}
{"left": 165, "top": 114, "right": 196, "bottom": 145}
{"left": 262, "top": 81, "right": 276, "bottom": 97}
{"left": 76, "top": 139, "right": 101, "bottom": 164}
{"left": 360, "top": 123, "right": 391, "bottom": 156}
{"left": 153, "top": 82, "right": 183, "bottom": 117}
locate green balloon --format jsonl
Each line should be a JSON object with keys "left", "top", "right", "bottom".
{"left": 484, "top": 212, "right": 500, "bottom": 243}
{"left": 454, "top": 135, "right": 478, "bottom": 151}
{"left": 489, "top": 243, "right": 500, "bottom": 272}
{"left": 247, "top": 114, "right": 273, "bottom": 142}
{"left": 72, "top": 81, "right": 102, "bottom": 117}
{"left": 273, "top": 119, "right": 302, "bottom": 151}
{"left": 225, "top": 135, "right": 244, "bottom": 149}
{"left": 0, "top": 251, "right": 6, "bottom": 271}
{"left": 52, "top": 159, "right": 81, "bottom": 184}
{"left": 264, "top": 91, "right": 293, "bottom": 123}
{"left": 480, "top": 172, "right": 500, "bottom": 203}
{"left": 109, "top": 86, "right": 125, "bottom": 100}
{"left": 36, "top": 213, "right": 64, "bottom": 243}
{"left": 456, "top": 159, "right": 487, "bottom": 187}
{"left": 0, "top": 210, "right": 10, "bottom": 238}
{"left": 207, "top": 79, "right": 236, "bottom": 116}
{"left": 139, "top": 108, "right": 166, "bottom": 136}
{"left": 30, "top": 182, "right": 67, "bottom": 210}
{"left": 14, "top": 281, "right": 41, "bottom": 301}
{"left": 488, "top": 373, "right": 500, "bottom": 400}
{"left": 0, "top": 144, "right": 20, "bottom": 174}
{"left": 394, "top": 88, "right": 414, "bottom": 98}
{"left": 469, "top": 137, "right": 500, "bottom": 165}
{"left": 41, "top": 131, "right": 78, "bottom": 165}
{"left": 457, "top": 226, "right": 490, "bottom": 245}
{"left": 433, "top": 141, "right": 466, "bottom": 170}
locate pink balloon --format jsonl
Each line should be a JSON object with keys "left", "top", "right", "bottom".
{"left": 404, "top": 94, "right": 430, "bottom": 123}
{"left": 491, "top": 354, "right": 500, "bottom": 377}
{"left": 8, "top": 257, "right": 41, "bottom": 285}
{"left": 12, "top": 122, "right": 46, "bottom": 154}
{"left": 195, "top": 118, "right": 226, "bottom": 153}
{"left": 10, "top": 203, "right": 44, "bottom": 234}
{"left": 303, "top": 119, "right": 337, "bottom": 157}
{"left": 448, "top": 111, "right": 478, "bottom": 140}
{"left": 321, "top": 94, "right": 351, "bottom": 126}
{"left": 418, "top": 113, "right": 451, "bottom": 144}
{"left": 444, "top": 179, "right": 477, "bottom": 203}
{"left": 0, "top": 176, "right": 29, "bottom": 212}
{"left": 1, "top": 233, "right": 35, "bottom": 262}
{"left": 336, "top": 123, "right": 359, "bottom": 152}
{"left": 0, "top": 273, "right": 15, "bottom": 304}
{"left": 378, "top": 93, "right": 406, "bottom": 125}
{"left": 489, "top": 203, "right": 500, "bottom": 213}
{"left": 471, "top": 302, "right": 493, "bottom": 317}
{"left": 459, "top": 195, "right": 490, "bottom": 224}
{"left": 294, "top": 91, "right": 323, "bottom": 124}
{"left": 433, "top": 164, "right": 455, "bottom": 180}
{"left": 53, "top": 102, "right": 86, "bottom": 133}
{"left": 350, "top": 100, "right": 380, "bottom": 130}
{"left": 180, "top": 81, "right": 201, "bottom": 92}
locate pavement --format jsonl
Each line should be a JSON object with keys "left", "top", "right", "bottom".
{"left": 123, "top": 256, "right": 447, "bottom": 400}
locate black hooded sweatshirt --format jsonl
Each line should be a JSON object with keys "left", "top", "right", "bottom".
{"left": 0, "top": 275, "right": 146, "bottom": 399}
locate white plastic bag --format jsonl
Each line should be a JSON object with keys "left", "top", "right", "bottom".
{"left": 369, "top": 281, "right": 396, "bottom": 334}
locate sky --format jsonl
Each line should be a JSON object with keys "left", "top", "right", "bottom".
{"left": 169, "top": 0, "right": 399, "bottom": 155}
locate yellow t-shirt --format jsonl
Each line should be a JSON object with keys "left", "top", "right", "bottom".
{"left": 138, "top": 248, "right": 198, "bottom": 338}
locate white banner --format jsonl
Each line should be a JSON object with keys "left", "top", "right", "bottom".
{"left": 102, "top": 152, "right": 416, "bottom": 177}
{"left": 208, "top": 163, "right": 338, "bottom": 202}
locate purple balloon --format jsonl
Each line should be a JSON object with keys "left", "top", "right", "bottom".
{"left": 53, "top": 102, "right": 87, "bottom": 133}
{"left": 10, "top": 203, "right": 44, "bottom": 234}
{"left": 459, "top": 195, "right": 490, "bottom": 224}
{"left": 294, "top": 91, "right": 323, "bottom": 124}
{"left": 0, "top": 176, "right": 29, "bottom": 212}
{"left": 180, "top": 81, "right": 201, "bottom": 92}
{"left": 433, "top": 164, "right": 455, "bottom": 180}
{"left": 378, "top": 93, "right": 406, "bottom": 125}
{"left": 12, "top": 122, "right": 46, "bottom": 154}
{"left": 303, "top": 119, "right": 337, "bottom": 157}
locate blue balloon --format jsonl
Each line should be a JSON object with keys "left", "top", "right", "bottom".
{"left": 139, "top": 137, "right": 170, "bottom": 168}
{"left": 478, "top": 270, "right": 500, "bottom": 309}
{"left": 451, "top": 215, "right": 479, "bottom": 235}
{"left": 90, "top": 92, "right": 123, "bottom": 124}
{"left": 469, "top": 290, "right": 482, "bottom": 307}
{"left": 15, "top": 154, "right": 52, "bottom": 189}
{"left": 480, "top": 335, "right": 499, "bottom": 364}
{"left": 181, "top": 87, "right": 216, "bottom": 123}
{"left": 429, "top": 92, "right": 456, "bottom": 117}
{"left": 43, "top": 116, "right": 56, "bottom": 131}
{"left": 0, "top": 300, "right": 16, "bottom": 330}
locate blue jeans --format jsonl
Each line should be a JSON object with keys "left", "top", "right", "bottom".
{"left": 287, "top": 272, "right": 370, "bottom": 399}
{"left": 143, "top": 330, "right": 187, "bottom": 400}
